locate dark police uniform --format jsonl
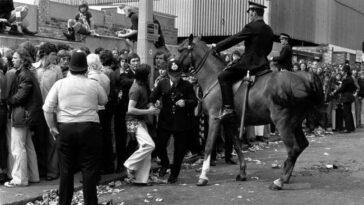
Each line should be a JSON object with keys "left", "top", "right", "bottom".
{"left": 215, "top": 18, "right": 274, "bottom": 109}
{"left": 150, "top": 73, "right": 197, "bottom": 182}
{"left": 335, "top": 74, "right": 357, "bottom": 132}
{"left": 273, "top": 43, "right": 293, "bottom": 71}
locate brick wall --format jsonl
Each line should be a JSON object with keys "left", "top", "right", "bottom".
{"left": 36, "top": 1, "right": 177, "bottom": 44}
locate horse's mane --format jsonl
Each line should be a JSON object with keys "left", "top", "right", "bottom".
{"left": 193, "top": 39, "right": 226, "bottom": 65}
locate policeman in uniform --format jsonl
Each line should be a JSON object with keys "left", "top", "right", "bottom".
{"left": 150, "top": 59, "right": 197, "bottom": 183}
{"left": 212, "top": 1, "right": 274, "bottom": 120}
{"left": 333, "top": 65, "right": 357, "bottom": 133}
{"left": 270, "top": 33, "right": 293, "bottom": 71}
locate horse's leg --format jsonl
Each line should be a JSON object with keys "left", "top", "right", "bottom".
{"left": 223, "top": 120, "right": 247, "bottom": 181}
{"left": 196, "top": 116, "right": 220, "bottom": 186}
{"left": 281, "top": 125, "right": 308, "bottom": 183}
{"left": 269, "top": 113, "right": 308, "bottom": 190}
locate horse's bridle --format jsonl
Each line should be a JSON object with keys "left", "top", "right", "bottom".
{"left": 178, "top": 44, "right": 211, "bottom": 75}
{"left": 178, "top": 44, "right": 219, "bottom": 101}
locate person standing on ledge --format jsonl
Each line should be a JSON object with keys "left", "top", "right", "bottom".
{"left": 117, "top": 6, "right": 168, "bottom": 52}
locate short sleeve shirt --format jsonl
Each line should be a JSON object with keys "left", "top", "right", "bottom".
{"left": 42, "top": 74, "right": 108, "bottom": 123}
{"left": 126, "top": 81, "right": 148, "bottom": 121}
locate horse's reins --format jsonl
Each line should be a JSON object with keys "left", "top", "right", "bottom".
{"left": 180, "top": 47, "right": 218, "bottom": 101}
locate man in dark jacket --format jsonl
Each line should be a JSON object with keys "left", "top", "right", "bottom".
{"left": 110, "top": 56, "right": 135, "bottom": 173}
{"left": 333, "top": 65, "right": 357, "bottom": 133}
{"left": 270, "top": 33, "right": 293, "bottom": 71}
{"left": 150, "top": 59, "right": 197, "bottom": 183}
{"left": 212, "top": 1, "right": 274, "bottom": 119}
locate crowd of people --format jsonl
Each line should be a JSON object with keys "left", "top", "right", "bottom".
{"left": 0, "top": 2, "right": 364, "bottom": 204}
{"left": 282, "top": 59, "right": 363, "bottom": 133}
{"left": 0, "top": 40, "right": 363, "bottom": 204}
{"left": 0, "top": 39, "right": 209, "bottom": 204}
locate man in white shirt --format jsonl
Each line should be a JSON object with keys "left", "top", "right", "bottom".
{"left": 43, "top": 50, "right": 108, "bottom": 205}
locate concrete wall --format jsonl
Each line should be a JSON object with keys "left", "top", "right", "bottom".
{"left": 39, "top": 1, "right": 177, "bottom": 44}
{"left": 0, "top": 34, "right": 130, "bottom": 52}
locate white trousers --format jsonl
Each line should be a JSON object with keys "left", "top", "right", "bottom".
{"left": 124, "top": 122, "right": 155, "bottom": 183}
{"left": 9, "top": 126, "right": 39, "bottom": 185}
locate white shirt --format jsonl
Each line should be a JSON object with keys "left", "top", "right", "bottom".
{"left": 43, "top": 73, "right": 108, "bottom": 123}
{"left": 88, "top": 70, "right": 110, "bottom": 110}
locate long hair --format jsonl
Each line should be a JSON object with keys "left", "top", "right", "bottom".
{"left": 134, "top": 64, "right": 151, "bottom": 95}
{"left": 19, "top": 41, "right": 37, "bottom": 63}
{"left": 15, "top": 47, "right": 33, "bottom": 69}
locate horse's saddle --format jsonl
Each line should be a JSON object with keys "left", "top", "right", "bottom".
{"left": 233, "top": 69, "right": 272, "bottom": 94}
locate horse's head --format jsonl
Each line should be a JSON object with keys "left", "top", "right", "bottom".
{"left": 177, "top": 34, "right": 211, "bottom": 75}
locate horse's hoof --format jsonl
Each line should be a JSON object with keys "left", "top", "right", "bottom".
{"left": 196, "top": 178, "right": 208, "bottom": 186}
{"left": 236, "top": 175, "right": 247, "bottom": 181}
{"left": 269, "top": 183, "right": 282, "bottom": 190}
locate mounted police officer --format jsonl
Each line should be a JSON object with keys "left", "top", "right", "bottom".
{"left": 211, "top": 1, "right": 274, "bottom": 120}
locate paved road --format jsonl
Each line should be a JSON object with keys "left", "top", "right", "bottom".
{"left": 98, "top": 128, "right": 364, "bottom": 205}
{"left": 1, "top": 128, "right": 364, "bottom": 205}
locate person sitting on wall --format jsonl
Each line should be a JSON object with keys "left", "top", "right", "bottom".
{"left": 0, "top": 0, "right": 37, "bottom": 35}
{"left": 63, "top": 2, "right": 98, "bottom": 41}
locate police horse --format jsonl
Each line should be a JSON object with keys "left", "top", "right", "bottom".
{"left": 177, "top": 35, "right": 324, "bottom": 190}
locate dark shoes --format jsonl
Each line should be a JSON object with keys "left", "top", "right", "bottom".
{"left": 225, "top": 158, "right": 237, "bottom": 165}
{"left": 256, "top": 135, "right": 268, "bottom": 142}
{"left": 0, "top": 173, "right": 10, "bottom": 184}
{"left": 210, "top": 160, "right": 216, "bottom": 166}
{"left": 46, "top": 176, "right": 58, "bottom": 181}
{"left": 159, "top": 167, "right": 168, "bottom": 177}
{"left": 8, "top": 25, "right": 23, "bottom": 35}
{"left": 63, "top": 31, "right": 75, "bottom": 41}
{"left": 339, "top": 130, "right": 354, "bottom": 134}
{"left": 167, "top": 176, "right": 178, "bottom": 184}
{"left": 216, "top": 108, "right": 235, "bottom": 120}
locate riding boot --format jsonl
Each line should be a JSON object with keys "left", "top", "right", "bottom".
{"left": 217, "top": 84, "right": 235, "bottom": 120}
